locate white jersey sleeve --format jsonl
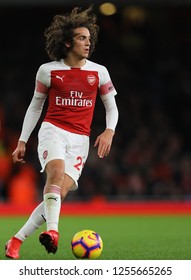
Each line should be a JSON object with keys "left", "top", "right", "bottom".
{"left": 100, "top": 95, "right": 119, "bottom": 132}
{"left": 36, "top": 64, "right": 51, "bottom": 88}
{"left": 98, "top": 65, "right": 118, "bottom": 131}
{"left": 19, "top": 65, "right": 48, "bottom": 143}
{"left": 19, "top": 93, "right": 47, "bottom": 143}
{"left": 99, "top": 66, "right": 117, "bottom": 98}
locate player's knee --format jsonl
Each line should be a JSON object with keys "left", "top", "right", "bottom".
{"left": 46, "top": 165, "right": 65, "bottom": 185}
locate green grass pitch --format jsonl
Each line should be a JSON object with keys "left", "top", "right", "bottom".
{"left": 0, "top": 215, "right": 191, "bottom": 260}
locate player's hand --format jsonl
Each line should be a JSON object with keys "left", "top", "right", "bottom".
{"left": 12, "top": 140, "right": 26, "bottom": 164}
{"left": 94, "top": 128, "right": 114, "bottom": 158}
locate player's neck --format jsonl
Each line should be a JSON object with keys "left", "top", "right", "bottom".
{"left": 64, "top": 56, "right": 86, "bottom": 68}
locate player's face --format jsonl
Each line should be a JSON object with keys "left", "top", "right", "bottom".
{"left": 71, "top": 27, "right": 91, "bottom": 59}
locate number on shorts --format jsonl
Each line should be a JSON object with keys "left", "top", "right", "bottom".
{"left": 74, "top": 156, "right": 84, "bottom": 171}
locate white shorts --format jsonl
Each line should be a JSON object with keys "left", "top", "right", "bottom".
{"left": 37, "top": 122, "right": 89, "bottom": 191}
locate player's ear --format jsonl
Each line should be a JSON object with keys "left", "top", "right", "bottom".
{"left": 65, "top": 42, "right": 71, "bottom": 48}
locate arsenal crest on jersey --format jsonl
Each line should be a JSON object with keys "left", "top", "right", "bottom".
{"left": 87, "top": 74, "right": 96, "bottom": 85}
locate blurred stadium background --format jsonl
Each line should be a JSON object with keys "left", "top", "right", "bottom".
{"left": 1, "top": 0, "right": 191, "bottom": 210}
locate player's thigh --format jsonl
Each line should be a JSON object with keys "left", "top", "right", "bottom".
{"left": 38, "top": 122, "right": 66, "bottom": 172}
{"left": 65, "top": 133, "right": 89, "bottom": 190}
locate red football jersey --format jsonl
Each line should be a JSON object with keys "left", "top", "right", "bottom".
{"left": 35, "top": 59, "right": 117, "bottom": 136}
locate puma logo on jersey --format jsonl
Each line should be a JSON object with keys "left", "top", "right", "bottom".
{"left": 56, "top": 75, "right": 65, "bottom": 82}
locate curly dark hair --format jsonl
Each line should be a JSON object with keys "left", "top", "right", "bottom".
{"left": 44, "top": 6, "right": 99, "bottom": 61}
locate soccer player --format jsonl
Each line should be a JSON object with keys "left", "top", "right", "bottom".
{"left": 5, "top": 6, "right": 118, "bottom": 259}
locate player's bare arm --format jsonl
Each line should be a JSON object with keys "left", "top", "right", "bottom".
{"left": 94, "top": 128, "right": 114, "bottom": 158}
{"left": 12, "top": 140, "right": 26, "bottom": 164}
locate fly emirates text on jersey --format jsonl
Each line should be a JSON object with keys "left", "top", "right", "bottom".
{"left": 56, "top": 91, "right": 93, "bottom": 107}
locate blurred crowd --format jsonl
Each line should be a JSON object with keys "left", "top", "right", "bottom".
{"left": 1, "top": 5, "right": 191, "bottom": 203}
